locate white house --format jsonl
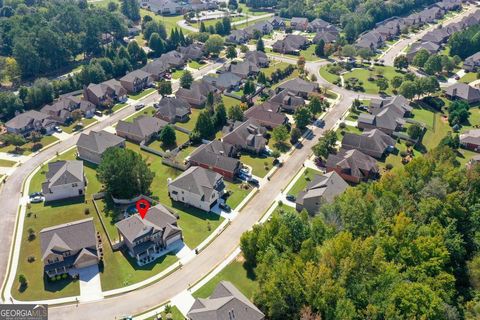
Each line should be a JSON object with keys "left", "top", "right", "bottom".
{"left": 42, "top": 160, "right": 86, "bottom": 202}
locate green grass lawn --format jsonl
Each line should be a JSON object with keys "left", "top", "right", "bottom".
{"left": 222, "top": 95, "right": 241, "bottom": 110}
{"left": 342, "top": 66, "right": 404, "bottom": 95}
{"left": 460, "top": 72, "right": 478, "bottom": 84}
{"left": 224, "top": 180, "right": 252, "bottom": 209}
{"left": 299, "top": 45, "right": 321, "bottom": 61}
{"left": 271, "top": 69, "right": 300, "bottom": 90}
{"left": 0, "top": 135, "right": 59, "bottom": 155}
{"left": 128, "top": 88, "right": 156, "bottom": 100}
{"left": 201, "top": 15, "right": 244, "bottom": 29}
{"left": 261, "top": 61, "right": 293, "bottom": 78}
{"left": 461, "top": 107, "right": 480, "bottom": 132}
{"left": 62, "top": 118, "right": 97, "bottom": 134}
{"left": 235, "top": 15, "right": 271, "bottom": 30}
{"left": 144, "top": 306, "right": 184, "bottom": 320}
{"left": 336, "top": 125, "right": 363, "bottom": 140}
{"left": 112, "top": 102, "right": 128, "bottom": 113}
{"left": 411, "top": 105, "right": 450, "bottom": 151}
{"left": 125, "top": 142, "right": 224, "bottom": 248}
{"left": 319, "top": 66, "right": 340, "bottom": 84}
{"left": 188, "top": 60, "right": 207, "bottom": 69}
{"left": 379, "top": 141, "right": 422, "bottom": 172}
{"left": 192, "top": 257, "right": 258, "bottom": 300}
{"left": 238, "top": 3, "right": 269, "bottom": 16}
{"left": 171, "top": 69, "right": 184, "bottom": 80}
{"left": 240, "top": 154, "right": 274, "bottom": 178}
{"left": 123, "top": 106, "right": 157, "bottom": 123}
{"left": 140, "top": 9, "right": 190, "bottom": 35}
{"left": 287, "top": 168, "right": 323, "bottom": 197}
{"left": 176, "top": 108, "right": 201, "bottom": 131}
{"left": 145, "top": 130, "right": 190, "bottom": 153}
{"left": 13, "top": 148, "right": 102, "bottom": 300}
{"left": 0, "top": 159, "right": 16, "bottom": 167}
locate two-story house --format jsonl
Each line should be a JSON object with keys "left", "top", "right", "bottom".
{"left": 5, "top": 110, "right": 57, "bottom": 135}
{"left": 42, "top": 160, "right": 86, "bottom": 202}
{"left": 168, "top": 166, "right": 225, "bottom": 212}
{"left": 83, "top": 79, "right": 128, "bottom": 107}
{"left": 119, "top": 69, "right": 154, "bottom": 94}
{"left": 115, "top": 203, "right": 182, "bottom": 264}
{"left": 40, "top": 218, "right": 99, "bottom": 278}
{"left": 76, "top": 130, "right": 126, "bottom": 164}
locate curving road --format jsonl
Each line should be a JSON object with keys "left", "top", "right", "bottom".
{"left": 1, "top": 57, "right": 371, "bottom": 319}
{"left": 0, "top": 62, "right": 222, "bottom": 301}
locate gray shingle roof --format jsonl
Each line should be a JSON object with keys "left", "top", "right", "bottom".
{"left": 244, "top": 103, "right": 288, "bottom": 128}
{"left": 341, "top": 129, "right": 396, "bottom": 158}
{"left": 188, "top": 281, "right": 265, "bottom": 320}
{"left": 277, "top": 78, "right": 319, "bottom": 96}
{"left": 5, "top": 110, "right": 51, "bottom": 130}
{"left": 155, "top": 97, "right": 191, "bottom": 120}
{"left": 169, "top": 166, "right": 224, "bottom": 200}
{"left": 222, "top": 119, "right": 267, "bottom": 151}
{"left": 445, "top": 82, "right": 480, "bottom": 103}
{"left": 460, "top": 129, "right": 480, "bottom": 146}
{"left": 326, "top": 148, "right": 379, "bottom": 179}
{"left": 189, "top": 140, "right": 240, "bottom": 173}
{"left": 203, "top": 72, "right": 242, "bottom": 90}
{"left": 120, "top": 69, "right": 152, "bottom": 83}
{"left": 296, "top": 171, "right": 348, "bottom": 206}
{"left": 40, "top": 218, "right": 97, "bottom": 261}
{"left": 115, "top": 203, "right": 180, "bottom": 244}
{"left": 116, "top": 115, "right": 167, "bottom": 140}
{"left": 77, "top": 130, "right": 125, "bottom": 154}
{"left": 42, "top": 160, "right": 84, "bottom": 194}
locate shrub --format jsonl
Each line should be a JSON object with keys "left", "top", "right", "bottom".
{"left": 339, "top": 122, "right": 346, "bottom": 129}
{"left": 400, "top": 151, "right": 408, "bottom": 157}
{"left": 386, "top": 163, "right": 394, "bottom": 170}
{"left": 84, "top": 208, "right": 90, "bottom": 215}
{"left": 27, "top": 256, "right": 35, "bottom": 263}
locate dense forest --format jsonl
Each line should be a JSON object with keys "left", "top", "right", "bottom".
{"left": 241, "top": 146, "right": 480, "bottom": 319}
{"left": 244, "top": 0, "right": 439, "bottom": 41}
{"left": 0, "top": 0, "right": 129, "bottom": 79}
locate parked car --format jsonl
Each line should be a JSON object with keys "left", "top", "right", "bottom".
{"left": 29, "top": 192, "right": 43, "bottom": 198}
{"left": 454, "top": 75, "right": 460, "bottom": 80}
{"left": 219, "top": 202, "right": 231, "bottom": 212}
{"left": 237, "top": 173, "right": 248, "bottom": 181}
{"left": 240, "top": 168, "right": 250, "bottom": 176}
{"left": 135, "top": 104, "right": 145, "bottom": 111}
{"left": 54, "top": 126, "right": 62, "bottom": 133}
{"left": 248, "top": 178, "right": 260, "bottom": 186}
{"left": 286, "top": 194, "right": 296, "bottom": 202}
{"left": 30, "top": 196, "right": 44, "bottom": 203}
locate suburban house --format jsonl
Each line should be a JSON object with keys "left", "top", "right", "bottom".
{"left": 40, "top": 96, "right": 79, "bottom": 125}
{"left": 355, "top": 30, "right": 384, "bottom": 50}
{"left": 140, "top": 0, "right": 182, "bottom": 15}
{"left": 5, "top": 110, "right": 56, "bottom": 135}
{"left": 460, "top": 129, "right": 480, "bottom": 152}
{"left": 187, "top": 281, "right": 265, "bottom": 320}
{"left": 178, "top": 43, "right": 205, "bottom": 61}
{"left": 421, "top": 27, "right": 450, "bottom": 44}
{"left": 160, "top": 50, "right": 186, "bottom": 69}
{"left": 464, "top": 52, "right": 480, "bottom": 72}
{"left": 277, "top": 78, "right": 319, "bottom": 98}
{"left": 83, "top": 79, "right": 128, "bottom": 107}
{"left": 341, "top": 129, "right": 396, "bottom": 159}
{"left": 245, "top": 51, "right": 269, "bottom": 68}
{"left": 406, "top": 41, "right": 440, "bottom": 62}
{"left": 268, "top": 16, "right": 286, "bottom": 30}
{"left": 445, "top": 83, "right": 480, "bottom": 104}
{"left": 357, "top": 95, "right": 412, "bottom": 135}
{"left": 244, "top": 21, "right": 274, "bottom": 38}
{"left": 225, "top": 60, "right": 261, "bottom": 79}
{"left": 188, "top": 140, "right": 241, "bottom": 180}
{"left": 176, "top": 80, "right": 219, "bottom": 108}
{"left": 119, "top": 69, "right": 153, "bottom": 94}
{"left": 269, "top": 89, "right": 305, "bottom": 113}
{"left": 227, "top": 30, "right": 249, "bottom": 44}
{"left": 42, "top": 160, "right": 86, "bottom": 202}
{"left": 295, "top": 171, "right": 348, "bottom": 214}
{"left": 307, "top": 18, "right": 339, "bottom": 34}
{"left": 116, "top": 115, "right": 167, "bottom": 144}
{"left": 290, "top": 17, "right": 309, "bottom": 31}
{"left": 244, "top": 102, "right": 289, "bottom": 129}
{"left": 40, "top": 218, "right": 99, "bottom": 278}
{"left": 168, "top": 166, "right": 225, "bottom": 212}
{"left": 326, "top": 148, "right": 379, "bottom": 184}
{"left": 467, "top": 154, "right": 480, "bottom": 169}
{"left": 142, "top": 59, "right": 170, "bottom": 81}
{"left": 115, "top": 203, "right": 182, "bottom": 264}
{"left": 155, "top": 96, "right": 191, "bottom": 123}
{"left": 203, "top": 72, "right": 242, "bottom": 92}
{"left": 313, "top": 31, "right": 339, "bottom": 44}
{"left": 76, "top": 130, "right": 126, "bottom": 164}
{"left": 222, "top": 119, "right": 267, "bottom": 154}
{"left": 272, "top": 35, "right": 309, "bottom": 55}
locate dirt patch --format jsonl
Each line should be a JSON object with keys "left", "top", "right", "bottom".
{"left": 235, "top": 254, "right": 245, "bottom": 263}
{"left": 440, "top": 115, "right": 449, "bottom": 123}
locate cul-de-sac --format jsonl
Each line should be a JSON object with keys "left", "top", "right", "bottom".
{"left": 0, "top": 0, "right": 480, "bottom": 318}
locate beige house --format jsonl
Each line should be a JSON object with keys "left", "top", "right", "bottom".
{"left": 42, "top": 160, "right": 86, "bottom": 202}
{"left": 40, "top": 218, "right": 99, "bottom": 278}
{"left": 168, "top": 166, "right": 225, "bottom": 212}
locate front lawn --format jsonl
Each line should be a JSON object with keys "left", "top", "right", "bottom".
{"left": 342, "top": 66, "right": 404, "bottom": 95}
{"left": 319, "top": 66, "right": 341, "bottom": 84}
{"left": 128, "top": 88, "right": 156, "bottom": 100}
{"left": 240, "top": 154, "right": 274, "bottom": 178}
{"left": 299, "top": 45, "right": 321, "bottom": 61}
{"left": 62, "top": 118, "right": 97, "bottom": 134}
{"left": 144, "top": 306, "right": 184, "bottom": 320}
{"left": 0, "top": 159, "right": 16, "bottom": 167}
{"left": 0, "top": 135, "right": 58, "bottom": 155}
{"left": 123, "top": 106, "right": 157, "bottom": 123}
{"left": 192, "top": 256, "right": 257, "bottom": 300}
{"left": 287, "top": 168, "right": 323, "bottom": 197}
{"left": 460, "top": 72, "right": 478, "bottom": 84}
{"left": 171, "top": 69, "right": 184, "bottom": 80}
{"left": 224, "top": 180, "right": 252, "bottom": 209}
{"left": 188, "top": 60, "right": 207, "bottom": 69}
{"left": 139, "top": 9, "right": 190, "bottom": 35}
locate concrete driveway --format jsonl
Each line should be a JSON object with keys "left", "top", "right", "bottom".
{"left": 77, "top": 265, "right": 103, "bottom": 302}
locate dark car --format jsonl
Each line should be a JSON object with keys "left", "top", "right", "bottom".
{"left": 219, "top": 202, "right": 231, "bottom": 212}
{"left": 135, "top": 104, "right": 145, "bottom": 111}
{"left": 248, "top": 178, "right": 260, "bottom": 186}
{"left": 286, "top": 194, "right": 296, "bottom": 202}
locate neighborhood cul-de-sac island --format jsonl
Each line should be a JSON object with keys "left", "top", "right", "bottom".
{"left": 0, "top": 0, "right": 479, "bottom": 318}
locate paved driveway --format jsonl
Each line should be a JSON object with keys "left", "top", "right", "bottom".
{"left": 77, "top": 265, "right": 103, "bottom": 302}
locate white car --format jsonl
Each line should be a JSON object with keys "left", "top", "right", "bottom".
{"left": 54, "top": 126, "right": 62, "bottom": 133}
{"left": 30, "top": 196, "right": 44, "bottom": 203}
